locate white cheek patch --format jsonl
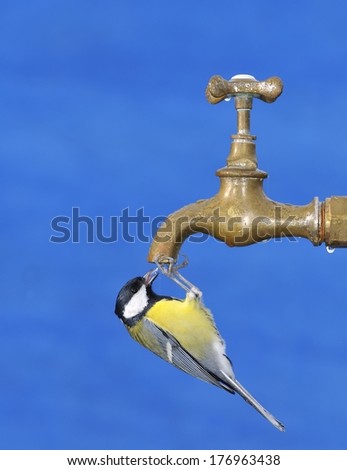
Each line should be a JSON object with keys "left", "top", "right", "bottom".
{"left": 123, "top": 285, "right": 148, "bottom": 319}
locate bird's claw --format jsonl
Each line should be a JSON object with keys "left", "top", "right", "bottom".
{"left": 154, "top": 255, "right": 202, "bottom": 298}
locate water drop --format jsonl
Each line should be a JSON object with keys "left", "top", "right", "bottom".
{"left": 224, "top": 96, "right": 232, "bottom": 102}
{"left": 326, "top": 246, "right": 335, "bottom": 254}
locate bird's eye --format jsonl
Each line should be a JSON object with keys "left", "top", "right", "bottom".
{"left": 130, "top": 287, "right": 137, "bottom": 294}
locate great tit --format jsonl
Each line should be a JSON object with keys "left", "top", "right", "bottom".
{"left": 115, "top": 268, "right": 284, "bottom": 432}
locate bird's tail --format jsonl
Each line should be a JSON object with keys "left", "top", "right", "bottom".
{"left": 220, "top": 371, "right": 285, "bottom": 432}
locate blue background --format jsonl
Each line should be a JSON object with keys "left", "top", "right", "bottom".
{"left": 1, "top": 0, "right": 347, "bottom": 450}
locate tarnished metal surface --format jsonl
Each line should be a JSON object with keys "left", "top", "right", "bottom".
{"left": 206, "top": 74, "right": 283, "bottom": 104}
{"left": 148, "top": 184, "right": 321, "bottom": 262}
{"left": 148, "top": 73, "right": 347, "bottom": 263}
{"left": 324, "top": 197, "right": 347, "bottom": 247}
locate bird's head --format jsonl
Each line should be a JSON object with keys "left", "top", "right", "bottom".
{"left": 115, "top": 268, "right": 159, "bottom": 326}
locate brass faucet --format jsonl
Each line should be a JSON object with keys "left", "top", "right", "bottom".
{"left": 148, "top": 74, "right": 347, "bottom": 263}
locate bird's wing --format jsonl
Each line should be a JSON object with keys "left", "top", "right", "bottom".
{"left": 138, "top": 318, "right": 235, "bottom": 394}
{"left": 135, "top": 318, "right": 285, "bottom": 431}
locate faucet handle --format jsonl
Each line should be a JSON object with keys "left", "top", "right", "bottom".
{"left": 206, "top": 74, "right": 283, "bottom": 105}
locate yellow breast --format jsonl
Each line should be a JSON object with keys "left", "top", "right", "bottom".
{"left": 144, "top": 296, "right": 219, "bottom": 359}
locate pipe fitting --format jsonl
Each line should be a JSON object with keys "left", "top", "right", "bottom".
{"left": 324, "top": 197, "right": 347, "bottom": 248}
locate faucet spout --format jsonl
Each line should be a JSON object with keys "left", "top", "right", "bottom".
{"left": 147, "top": 176, "right": 322, "bottom": 263}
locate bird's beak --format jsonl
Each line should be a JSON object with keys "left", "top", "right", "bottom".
{"left": 143, "top": 267, "right": 159, "bottom": 286}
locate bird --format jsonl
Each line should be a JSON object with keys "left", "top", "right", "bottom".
{"left": 115, "top": 267, "right": 285, "bottom": 432}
